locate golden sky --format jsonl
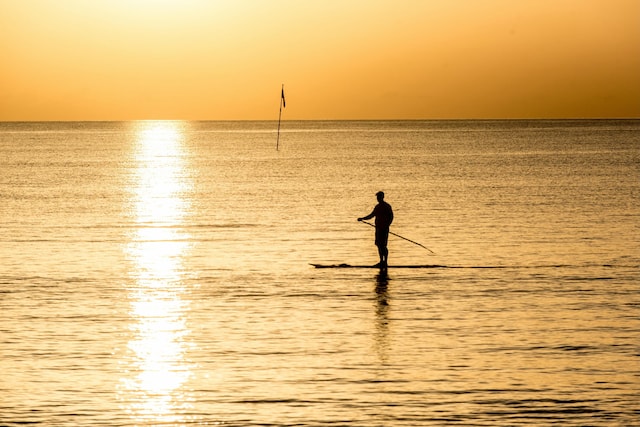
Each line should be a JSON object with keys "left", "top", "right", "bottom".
{"left": 1, "top": 0, "right": 639, "bottom": 120}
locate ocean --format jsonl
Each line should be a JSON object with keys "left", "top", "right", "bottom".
{"left": 1, "top": 120, "right": 638, "bottom": 426}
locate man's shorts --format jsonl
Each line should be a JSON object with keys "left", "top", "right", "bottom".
{"left": 375, "top": 227, "right": 389, "bottom": 248}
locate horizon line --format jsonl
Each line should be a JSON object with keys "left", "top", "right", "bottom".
{"left": 2, "top": 117, "right": 639, "bottom": 124}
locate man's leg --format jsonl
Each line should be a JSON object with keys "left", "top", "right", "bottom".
{"left": 381, "top": 230, "right": 389, "bottom": 267}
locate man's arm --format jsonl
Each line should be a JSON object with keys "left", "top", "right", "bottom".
{"left": 358, "top": 210, "right": 375, "bottom": 222}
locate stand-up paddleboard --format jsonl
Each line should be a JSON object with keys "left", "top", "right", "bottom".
{"left": 311, "top": 264, "right": 561, "bottom": 269}
{"left": 310, "top": 263, "right": 447, "bottom": 269}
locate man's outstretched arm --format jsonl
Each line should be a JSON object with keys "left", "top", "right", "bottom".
{"left": 358, "top": 211, "right": 375, "bottom": 221}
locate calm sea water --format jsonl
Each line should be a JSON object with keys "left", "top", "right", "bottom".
{"left": 1, "top": 120, "right": 639, "bottom": 426}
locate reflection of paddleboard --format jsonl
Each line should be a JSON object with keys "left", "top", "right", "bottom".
{"left": 310, "top": 263, "right": 447, "bottom": 269}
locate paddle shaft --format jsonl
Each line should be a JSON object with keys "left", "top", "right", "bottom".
{"left": 276, "top": 84, "right": 284, "bottom": 151}
{"left": 360, "top": 220, "right": 435, "bottom": 254}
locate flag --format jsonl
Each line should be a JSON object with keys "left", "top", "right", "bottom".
{"left": 281, "top": 87, "right": 286, "bottom": 108}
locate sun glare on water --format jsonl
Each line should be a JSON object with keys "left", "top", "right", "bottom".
{"left": 119, "top": 121, "right": 196, "bottom": 423}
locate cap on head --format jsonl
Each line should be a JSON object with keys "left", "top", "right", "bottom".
{"left": 376, "top": 191, "right": 385, "bottom": 199}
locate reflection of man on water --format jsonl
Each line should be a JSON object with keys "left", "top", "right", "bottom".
{"left": 358, "top": 191, "right": 394, "bottom": 268}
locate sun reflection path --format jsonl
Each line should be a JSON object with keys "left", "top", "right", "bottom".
{"left": 120, "top": 121, "right": 196, "bottom": 424}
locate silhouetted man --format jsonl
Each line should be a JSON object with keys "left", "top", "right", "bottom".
{"left": 358, "top": 191, "right": 394, "bottom": 268}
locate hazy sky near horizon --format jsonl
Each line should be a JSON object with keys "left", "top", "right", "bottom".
{"left": 1, "top": 0, "right": 639, "bottom": 121}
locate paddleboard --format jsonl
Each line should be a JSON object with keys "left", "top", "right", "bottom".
{"left": 310, "top": 263, "right": 447, "bottom": 269}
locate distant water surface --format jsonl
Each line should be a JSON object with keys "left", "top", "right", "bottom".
{"left": 1, "top": 120, "right": 639, "bottom": 426}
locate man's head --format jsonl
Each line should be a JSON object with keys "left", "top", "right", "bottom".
{"left": 376, "top": 191, "right": 384, "bottom": 202}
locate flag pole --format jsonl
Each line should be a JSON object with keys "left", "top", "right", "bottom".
{"left": 276, "top": 84, "right": 285, "bottom": 151}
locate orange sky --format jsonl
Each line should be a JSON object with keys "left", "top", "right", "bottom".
{"left": 1, "top": 0, "right": 639, "bottom": 121}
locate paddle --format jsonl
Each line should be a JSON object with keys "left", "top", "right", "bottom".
{"left": 360, "top": 220, "right": 436, "bottom": 255}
